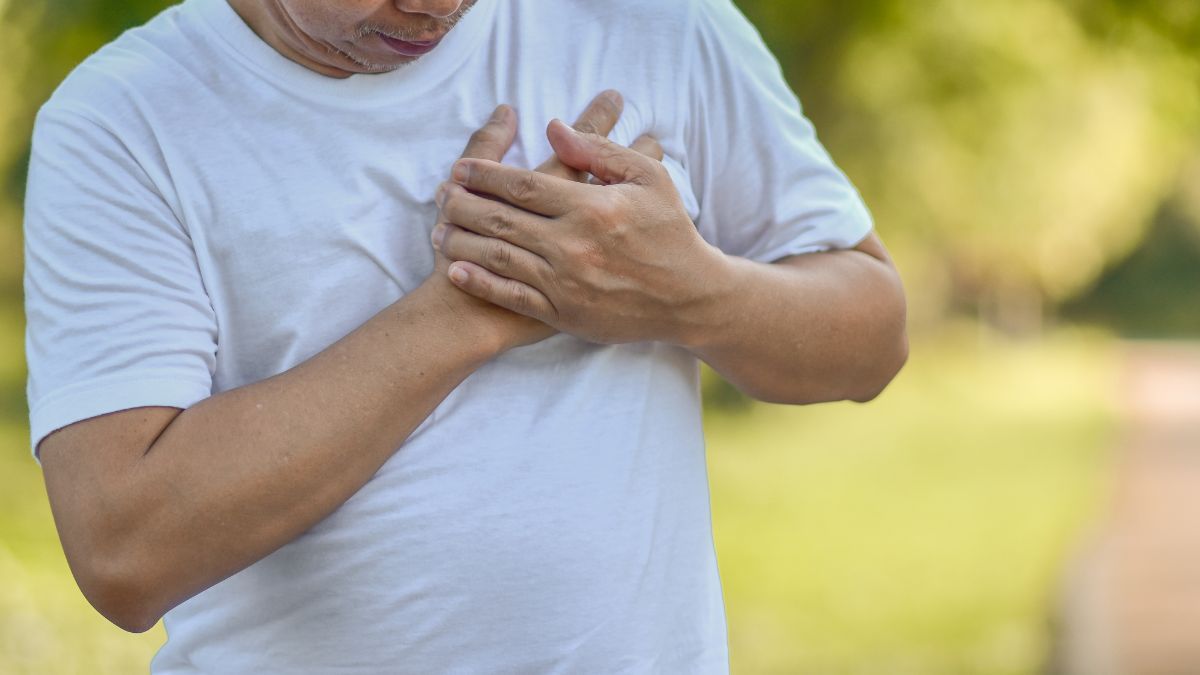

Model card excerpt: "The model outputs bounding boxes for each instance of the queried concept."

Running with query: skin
[435,121,908,402]
[38,0,907,634]
[226,0,480,76]
[40,93,650,633]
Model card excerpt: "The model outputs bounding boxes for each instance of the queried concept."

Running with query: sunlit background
[2,1,1198,673]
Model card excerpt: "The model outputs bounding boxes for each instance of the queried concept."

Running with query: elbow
[848,327,908,403]
[106,605,161,635]
[848,289,909,403]
[69,537,164,633]
[80,559,163,633]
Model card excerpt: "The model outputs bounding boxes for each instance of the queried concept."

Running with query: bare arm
[41,278,509,633]
[432,122,908,404]
[685,231,908,404]
[38,94,631,633]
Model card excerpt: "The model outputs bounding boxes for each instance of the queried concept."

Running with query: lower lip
[378,34,441,57]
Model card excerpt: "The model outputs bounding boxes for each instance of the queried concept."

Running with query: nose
[394,0,463,18]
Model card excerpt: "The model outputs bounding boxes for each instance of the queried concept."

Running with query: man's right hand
[35,93,651,637]
[423,90,661,352]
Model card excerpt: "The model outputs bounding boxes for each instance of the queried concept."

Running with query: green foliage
[0,326,1116,672]
[1070,0,1200,53]
[737,0,1200,325]
[0,4,1133,670]
[708,325,1116,673]
[0,423,166,674]
[1063,200,1200,337]
[2,0,1200,326]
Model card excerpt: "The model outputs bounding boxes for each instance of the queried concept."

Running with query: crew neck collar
[190,0,497,106]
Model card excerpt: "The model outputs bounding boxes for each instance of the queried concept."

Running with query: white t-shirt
[23,0,873,671]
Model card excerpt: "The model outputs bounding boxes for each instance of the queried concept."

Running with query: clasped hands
[429,90,724,347]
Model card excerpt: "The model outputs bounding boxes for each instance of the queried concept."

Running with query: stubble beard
[335,1,479,74]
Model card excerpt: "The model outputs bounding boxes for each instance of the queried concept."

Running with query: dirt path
[1053,341,1200,675]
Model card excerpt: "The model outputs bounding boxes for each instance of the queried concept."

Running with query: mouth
[377,33,444,57]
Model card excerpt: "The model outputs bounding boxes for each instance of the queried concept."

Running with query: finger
[447,260,557,324]
[583,133,662,183]
[460,104,518,162]
[433,222,552,289]
[450,159,588,218]
[569,89,623,138]
[629,134,664,162]
[440,182,554,255]
[535,90,624,180]
[546,118,665,187]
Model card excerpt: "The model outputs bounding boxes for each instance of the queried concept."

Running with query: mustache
[354,2,477,41]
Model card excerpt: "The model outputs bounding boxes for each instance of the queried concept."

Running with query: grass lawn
[0,426,168,673]
[0,323,1116,673]
[707,324,1118,674]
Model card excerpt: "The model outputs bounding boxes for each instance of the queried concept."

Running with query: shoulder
[38,2,206,132]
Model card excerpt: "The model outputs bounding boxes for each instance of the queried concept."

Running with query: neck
[225,0,357,78]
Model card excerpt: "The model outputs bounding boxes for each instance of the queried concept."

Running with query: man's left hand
[434,119,726,345]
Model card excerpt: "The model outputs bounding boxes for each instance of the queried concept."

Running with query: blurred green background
[1,0,1198,673]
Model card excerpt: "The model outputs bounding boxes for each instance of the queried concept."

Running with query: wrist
[409,276,512,361]
[668,242,741,352]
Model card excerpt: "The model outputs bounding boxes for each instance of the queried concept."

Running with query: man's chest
[152,84,695,385]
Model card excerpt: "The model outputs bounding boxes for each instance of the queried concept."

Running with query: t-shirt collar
[189,0,498,107]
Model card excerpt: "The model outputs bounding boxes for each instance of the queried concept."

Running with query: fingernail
[452,161,470,183]
[435,184,447,208]
[553,118,577,135]
[491,104,510,122]
[602,90,622,107]
[449,265,469,284]
[431,223,446,250]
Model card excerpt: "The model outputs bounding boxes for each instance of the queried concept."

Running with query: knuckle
[439,182,457,207]
[558,243,605,298]
[484,240,512,270]
[483,204,513,236]
[507,172,541,203]
[592,152,620,181]
[469,163,492,185]
[583,195,621,224]
[441,190,465,220]
[509,284,533,314]
[588,133,616,155]
[437,225,455,253]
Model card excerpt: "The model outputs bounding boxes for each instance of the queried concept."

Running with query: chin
[327,46,413,75]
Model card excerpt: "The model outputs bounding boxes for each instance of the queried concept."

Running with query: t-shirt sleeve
[682,0,874,262]
[23,106,217,464]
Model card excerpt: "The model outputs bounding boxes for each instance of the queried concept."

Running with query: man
[23,0,907,671]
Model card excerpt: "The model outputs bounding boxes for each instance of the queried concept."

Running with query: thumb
[546,118,658,186]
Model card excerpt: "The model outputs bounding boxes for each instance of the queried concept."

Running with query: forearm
[109,279,506,629]
[683,246,908,404]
